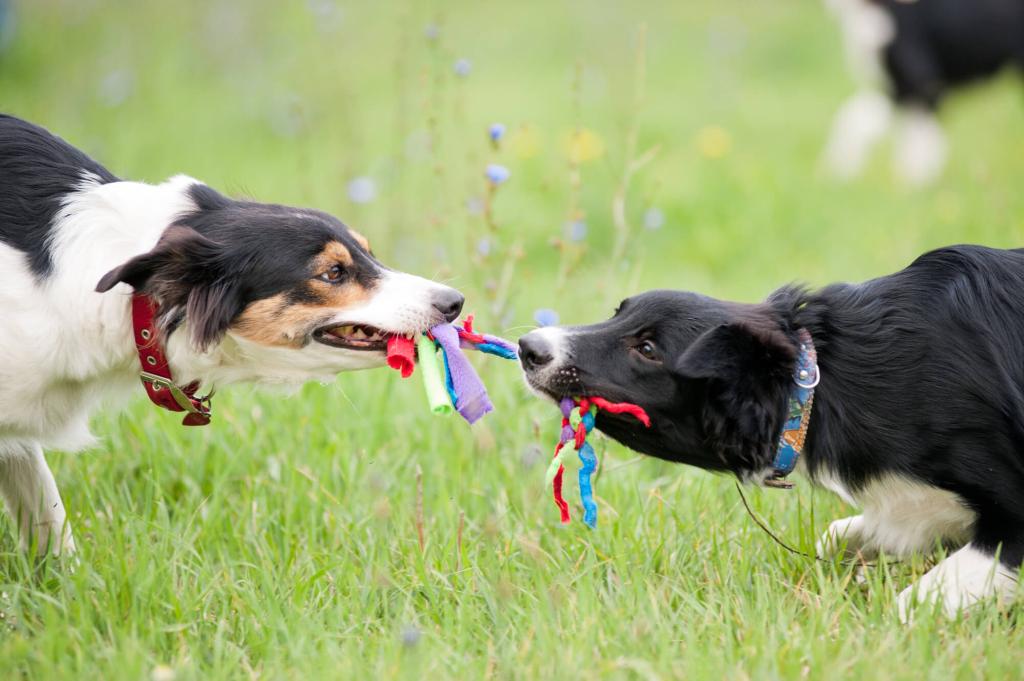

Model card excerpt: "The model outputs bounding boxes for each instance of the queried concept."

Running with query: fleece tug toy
[386,316,517,424]
[546,396,651,528]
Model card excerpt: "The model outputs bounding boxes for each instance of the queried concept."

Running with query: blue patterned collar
[764,329,819,489]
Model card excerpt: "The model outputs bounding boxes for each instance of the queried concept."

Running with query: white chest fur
[813,469,976,557]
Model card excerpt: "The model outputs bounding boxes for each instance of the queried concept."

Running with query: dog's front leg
[896,544,1018,621]
[0,442,76,556]
[816,514,877,560]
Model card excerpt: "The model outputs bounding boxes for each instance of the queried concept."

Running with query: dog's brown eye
[320,264,344,282]
[635,340,658,360]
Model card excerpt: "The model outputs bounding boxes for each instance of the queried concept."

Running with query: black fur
[0,114,118,277]
[521,245,1024,570]
[875,0,1024,109]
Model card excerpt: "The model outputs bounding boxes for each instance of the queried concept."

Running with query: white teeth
[326,324,390,343]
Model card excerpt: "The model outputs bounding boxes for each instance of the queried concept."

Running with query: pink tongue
[386,335,416,378]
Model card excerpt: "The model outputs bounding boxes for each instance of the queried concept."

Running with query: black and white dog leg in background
[822,0,895,180]
[823,90,893,180]
[0,441,75,556]
[892,105,946,187]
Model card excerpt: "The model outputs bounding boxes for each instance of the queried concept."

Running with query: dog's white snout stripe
[522,327,568,366]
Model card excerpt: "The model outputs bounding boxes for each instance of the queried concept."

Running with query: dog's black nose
[519,332,553,370]
[432,289,465,322]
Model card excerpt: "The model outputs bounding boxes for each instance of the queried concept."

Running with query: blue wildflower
[485,164,510,185]
[401,624,422,647]
[98,68,134,108]
[347,177,377,204]
[476,238,491,256]
[643,206,665,230]
[567,220,587,242]
[307,0,343,29]
[453,58,472,77]
[534,308,559,327]
[489,123,506,143]
[423,23,440,41]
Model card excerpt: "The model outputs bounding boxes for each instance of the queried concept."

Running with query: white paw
[896,585,916,624]
[24,518,76,557]
[893,107,946,187]
[895,544,1018,623]
[816,515,870,559]
[822,91,893,180]
[896,579,957,623]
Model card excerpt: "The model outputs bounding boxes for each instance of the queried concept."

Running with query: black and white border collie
[823,0,1024,186]
[0,114,463,555]
[519,245,1022,619]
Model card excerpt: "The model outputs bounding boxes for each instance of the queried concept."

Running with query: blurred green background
[2,1,1023,679]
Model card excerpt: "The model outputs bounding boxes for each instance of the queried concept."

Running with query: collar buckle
[139,372,208,415]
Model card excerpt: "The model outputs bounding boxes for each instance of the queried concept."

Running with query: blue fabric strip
[439,343,458,407]
[474,342,518,360]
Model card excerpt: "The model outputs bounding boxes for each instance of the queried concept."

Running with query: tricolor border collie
[0,114,463,555]
[823,0,1024,186]
[519,245,1022,619]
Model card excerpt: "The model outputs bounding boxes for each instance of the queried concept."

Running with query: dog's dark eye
[320,264,345,283]
[634,340,658,361]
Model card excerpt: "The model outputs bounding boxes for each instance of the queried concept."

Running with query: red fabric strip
[386,335,416,378]
[588,396,651,427]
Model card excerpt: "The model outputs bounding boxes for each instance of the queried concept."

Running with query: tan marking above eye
[348,229,372,254]
[232,281,374,349]
[310,241,354,281]
[319,241,353,267]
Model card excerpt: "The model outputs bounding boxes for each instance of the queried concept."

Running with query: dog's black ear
[96,226,242,351]
[95,225,221,293]
[676,320,796,381]
[674,318,797,473]
[184,281,247,352]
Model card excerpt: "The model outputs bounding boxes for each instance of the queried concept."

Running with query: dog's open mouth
[314,323,402,351]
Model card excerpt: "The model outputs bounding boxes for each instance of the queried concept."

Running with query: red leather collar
[131,293,212,426]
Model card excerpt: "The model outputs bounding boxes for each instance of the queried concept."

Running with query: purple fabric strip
[480,334,518,355]
[456,334,517,355]
[431,323,493,424]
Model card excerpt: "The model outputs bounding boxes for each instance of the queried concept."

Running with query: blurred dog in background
[823,0,1024,186]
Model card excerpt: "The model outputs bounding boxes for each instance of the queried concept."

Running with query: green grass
[3,1,1024,678]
